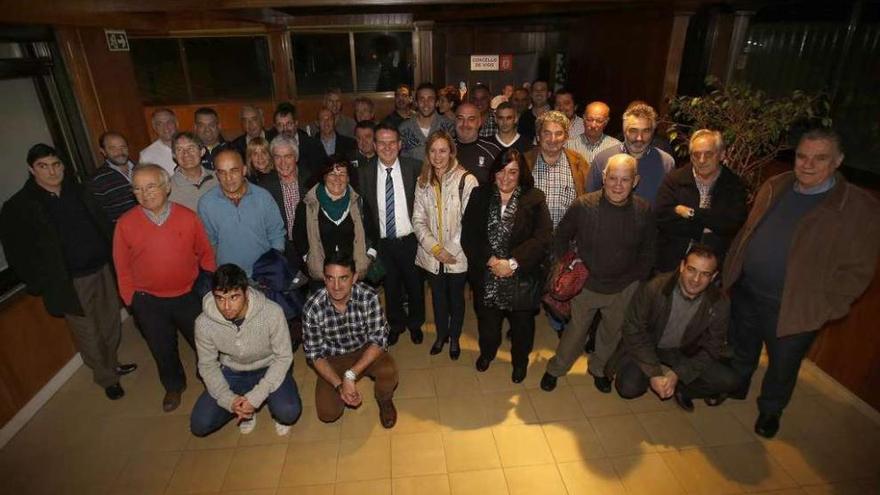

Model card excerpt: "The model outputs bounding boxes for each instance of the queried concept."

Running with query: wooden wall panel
[0,293,77,426]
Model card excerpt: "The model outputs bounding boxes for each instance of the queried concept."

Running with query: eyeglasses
[584,118,608,124]
[132,183,162,194]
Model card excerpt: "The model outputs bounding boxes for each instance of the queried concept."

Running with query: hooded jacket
[194,287,293,411]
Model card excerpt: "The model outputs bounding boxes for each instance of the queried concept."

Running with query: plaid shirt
[280,180,300,240]
[302,282,389,362]
[532,152,577,229]
[478,111,498,138]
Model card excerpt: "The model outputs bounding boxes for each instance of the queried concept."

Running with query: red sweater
[113,204,216,305]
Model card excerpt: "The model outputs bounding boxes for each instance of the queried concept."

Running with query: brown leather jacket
[525,148,591,198]
[723,171,880,337]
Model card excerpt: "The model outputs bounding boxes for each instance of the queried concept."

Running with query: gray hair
[132,163,171,192]
[269,135,299,160]
[239,105,263,119]
[689,129,724,152]
[603,153,638,178]
[535,110,571,135]
[622,103,658,130]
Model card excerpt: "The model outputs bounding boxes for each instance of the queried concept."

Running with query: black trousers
[729,285,818,416]
[426,270,467,342]
[477,306,536,369]
[131,290,200,393]
[614,350,741,399]
[379,234,425,334]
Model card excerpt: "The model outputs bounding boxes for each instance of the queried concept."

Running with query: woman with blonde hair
[412,130,478,359]
[245,136,274,181]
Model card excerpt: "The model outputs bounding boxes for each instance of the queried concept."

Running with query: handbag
[511,274,542,311]
[541,250,589,321]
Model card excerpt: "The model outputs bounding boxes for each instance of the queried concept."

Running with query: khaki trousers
[314,347,399,422]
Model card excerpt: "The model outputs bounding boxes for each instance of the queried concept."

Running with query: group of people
[1,78,877,440]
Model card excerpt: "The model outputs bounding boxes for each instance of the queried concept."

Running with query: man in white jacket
[190,263,301,437]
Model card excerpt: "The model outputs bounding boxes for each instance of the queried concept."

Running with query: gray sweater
[195,287,293,411]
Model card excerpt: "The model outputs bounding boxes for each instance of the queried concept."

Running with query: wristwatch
[344,369,357,382]
[508,258,519,272]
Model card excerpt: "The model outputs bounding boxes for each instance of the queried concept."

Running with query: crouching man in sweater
[190,264,302,437]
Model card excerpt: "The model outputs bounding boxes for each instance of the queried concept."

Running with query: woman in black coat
[461,148,553,383]
[655,130,748,273]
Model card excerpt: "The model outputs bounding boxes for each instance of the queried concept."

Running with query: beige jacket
[412,164,479,274]
[302,185,370,280]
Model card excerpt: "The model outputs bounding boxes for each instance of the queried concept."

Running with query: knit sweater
[88,161,137,223]
[195,288,293,411]
[113,203,216,305]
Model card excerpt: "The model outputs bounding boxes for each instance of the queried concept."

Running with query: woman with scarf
[461,148,553,383]
[412,131,478,360]
[293,154,370,291]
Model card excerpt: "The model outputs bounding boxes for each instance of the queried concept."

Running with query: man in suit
[266,103,327,180]
[316,108,356,159]
[231,105,267,159]
[358,123,425,345]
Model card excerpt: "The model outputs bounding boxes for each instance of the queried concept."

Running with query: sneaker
[239,416,257,434]
[274,420,291,436]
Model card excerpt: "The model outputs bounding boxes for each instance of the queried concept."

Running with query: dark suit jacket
[254,170,311,272]
[266,128,328,180]
[330,133,357,160]
[358,156,419,249]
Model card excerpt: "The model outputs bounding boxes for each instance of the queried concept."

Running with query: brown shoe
[377,399,397,429]
[162,390,183,412]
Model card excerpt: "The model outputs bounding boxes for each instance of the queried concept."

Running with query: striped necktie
[385,167,396,238]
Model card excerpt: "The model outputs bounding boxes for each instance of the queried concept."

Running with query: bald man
[566,101,621,163]
[541,154,656,393]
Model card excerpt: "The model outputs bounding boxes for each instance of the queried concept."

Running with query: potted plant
[664,76,831,197]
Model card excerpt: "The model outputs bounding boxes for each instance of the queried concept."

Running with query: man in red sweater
[113,163,216,412]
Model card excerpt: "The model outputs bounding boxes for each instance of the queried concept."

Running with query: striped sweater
[88,161,137,223]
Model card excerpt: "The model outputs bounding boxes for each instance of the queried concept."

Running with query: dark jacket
[321,133,356,161]
[266,128,328,179]
[461,185,553,286]
[0,177,113,316]
[655,164,747,272]
[255,170,311,273]
[358,156,420,250]
[723,171,880,337]
[231,132,267,159]
[201,138,230,170]
[608,271,729,383]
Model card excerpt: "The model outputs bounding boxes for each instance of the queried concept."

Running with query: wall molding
[0,353,83,449]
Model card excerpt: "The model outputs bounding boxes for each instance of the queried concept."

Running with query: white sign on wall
[470,55,500,71]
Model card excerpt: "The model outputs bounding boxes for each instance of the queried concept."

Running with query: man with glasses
[113,164,215,411]
[198,150,285,277]
[587,102,674,205]
[1,143,136,400]
[168,132,218,212]
[566,101,621,163]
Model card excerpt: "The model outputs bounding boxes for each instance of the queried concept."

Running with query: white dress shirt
[139,139,176,175]
[375,158,413,239]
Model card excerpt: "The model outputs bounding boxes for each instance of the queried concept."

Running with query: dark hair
[799,127,843,154]
[274,102,297,120]
[355,120,377,132]
[171,131,202,154]
[323,251,356,273]
[415,82,436,96]
[490,148,534,190]
[495,101,516,114]
[318,153,354,184]
[438,85,461,109]
[194,107,219,120]
[471,83,490,95]
[554,87,574,98]
[685,243,719,265]
[27,143,59,167]
[353,96,374,110]
[531,78,549,88]
[212,264,249,293]
[374,122,400,140]
[98,131,126,150]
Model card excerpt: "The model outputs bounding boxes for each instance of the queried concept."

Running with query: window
[130,36,273,104]
[291,31,413,95]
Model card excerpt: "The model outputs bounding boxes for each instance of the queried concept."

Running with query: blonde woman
[412,130,478,359]
[245,137,274,181]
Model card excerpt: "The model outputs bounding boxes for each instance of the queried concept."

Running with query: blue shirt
[197,182,285,276]
[587,144,675,206]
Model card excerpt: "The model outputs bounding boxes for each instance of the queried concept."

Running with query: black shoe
[430,339,445,355]
[540,372,558,391]
[673,388,695,412]
[105,383,124,400]
[754,413,781,438]
[449,340,461,361]
[475,355,491,372]
[704,394,727,407]
[511,366,527,383]
[163,390,183,412]
[388,331,400,346]
[410,328,424,344]
[115,363,138,376]
[593,375,612,394]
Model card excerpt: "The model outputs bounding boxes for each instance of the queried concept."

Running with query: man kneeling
[302,252,399,428]
[190,264,302,436]
[611,244,740,411]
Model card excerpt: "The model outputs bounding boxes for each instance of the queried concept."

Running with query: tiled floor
[2,298,879,495]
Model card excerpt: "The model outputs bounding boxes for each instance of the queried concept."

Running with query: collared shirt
[321,133,337,156]
[139,139,176,175]
[169,167,217,211]
[567,133,622,164]
[794,176,836,195]
[280,178,300,239]
[109,161,134,183]
[658,286,703,349]
[693,168,721,209]
[478,111,498,138]
[533,152,576,229]
[375,158,413,238]
[142,201,172,226]
[302,282,389,362]
[568,115,585,137]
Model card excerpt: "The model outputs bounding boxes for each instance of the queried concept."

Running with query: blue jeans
[190,366,302,437]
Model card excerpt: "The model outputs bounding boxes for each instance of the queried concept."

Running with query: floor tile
[437,394,490,431]
[557,458,626,495]
[636,410,705,451]
[287,406,341,444]
[660,448,743,495]
[589,414,657,457]
[395,368,437,399]
[492,424,555,467]
[448,469,509,495]
[221,444,287,491]
[434,366,482,397]
[442,429,502,472]
[339,402,391,439]
[276,484,335,494]
[392,474,452,495]
[481,391,539,426]
[527,385,585,423]
[166,448,235,493]
[570,385,631,417]
[611,453,687,495]
[336,435,391,482]
[703,442,799,492]
[475,363,524,394]
[686,405,756,446]
[541,419,606,462]
[503,464,567,495]
[392,397,442,434]
[110,450,181,495]
[335,478,392,494]
[391,432,447,478]
[278,440,339,487]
